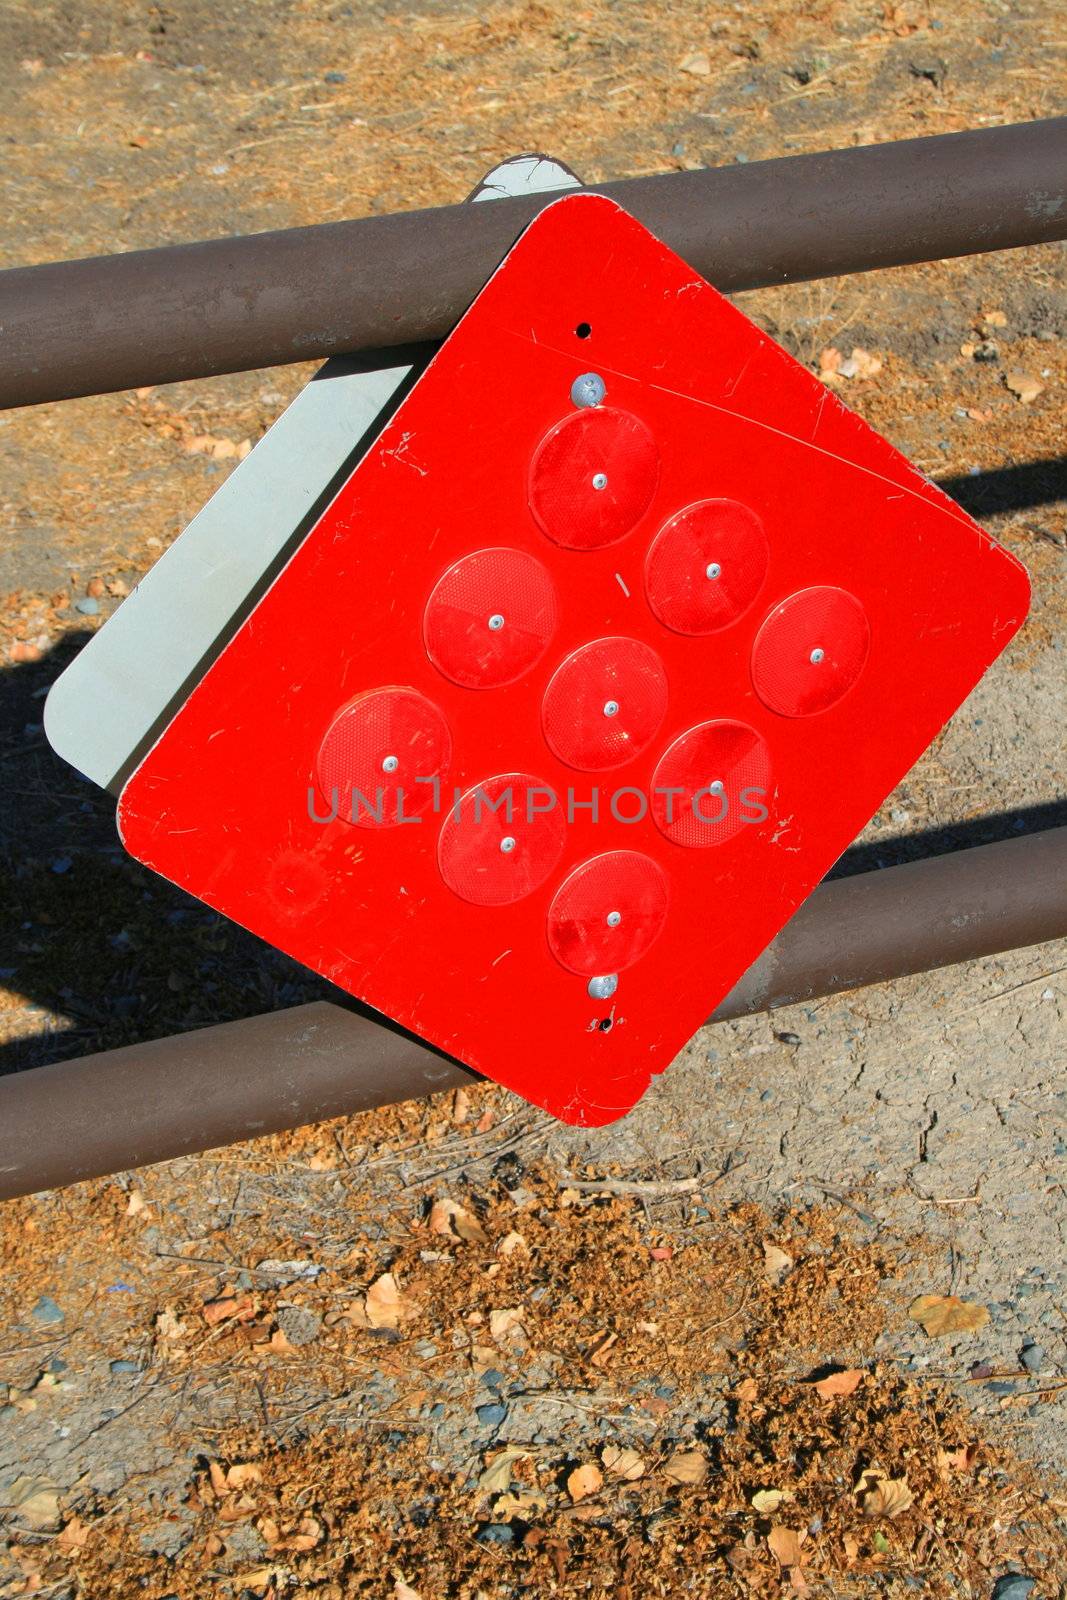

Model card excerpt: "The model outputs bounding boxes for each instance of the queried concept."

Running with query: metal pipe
[2,118,1065,410]
[1,828,1063,1200]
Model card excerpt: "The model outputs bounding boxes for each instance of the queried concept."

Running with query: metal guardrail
[1,829,1064,1199]
[0,118,1064,408]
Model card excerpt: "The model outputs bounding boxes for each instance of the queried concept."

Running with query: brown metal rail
[1,828,1064,1200]
[1,117,1065,409]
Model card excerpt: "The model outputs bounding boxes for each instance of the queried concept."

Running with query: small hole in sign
[575,322,592,340]
[598,1016,613,1033]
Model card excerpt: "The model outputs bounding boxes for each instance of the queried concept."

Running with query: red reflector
[547,851,669,975]
[528,407,659,550]
[645,498,769,635]
[752,586,870,717]
[651,720,773,848]
[424,547,558,689]
[437,772,566,906]
[542,637,668,771]
[316,687,451,829]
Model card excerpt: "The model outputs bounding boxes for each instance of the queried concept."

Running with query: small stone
[109,1359,140,1375]
[276,1306,322,1347]
[50,857,72,875]
[1019,1341,1045,1374]
[973,339,999,362]
[31,1296,64,1325]
[480,1368,505,1389]
[992,1577,1035,1600]
[74,597,100,616]
[775,1032,801,1046]
[477,1522,514,1545]
[475,1401,508,1426]
[1004,370,1044,404]
[324,69,347,83]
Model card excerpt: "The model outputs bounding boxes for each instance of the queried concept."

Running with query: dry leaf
[751,1488,792,1513]
[734,1377,759,1401]
[762,1241,794,1284]
[234,1567,276,1595]
[394,1581,422,1600]
[288,1515,324,1551]
[857,1467,913,1519]
[937,1443,977,1479]
[602,1445,645,1481]
[767,1525,807,1567]
[11,1481,61,1529]
[818,346,842,376]
[909,1294,989,1337]
[258,1515,281,1548]
[364,1272,409,1330]
[981,309,1007,327]
[679,50,712,75]
[226,1463,263,1490]
[838,346,883,379]
[203,1295,255,1327]
[428,1197,489,1245]
[566,1462,603,1502]
[56,1515,89,1552]
[451,1087,470,1124]
[497,1231,526,1257]
[494,1488,548,1517]
[479,1446,529,1494]
[589,1329,618,1367]
[475,1108,495,1133]
[125,1189,146,1215]
[1004,369,1044,404]
[811,1368,864,1400]
[155,1307,185,1341]
[662,1448,707,1486]
[489,1306,525,1343]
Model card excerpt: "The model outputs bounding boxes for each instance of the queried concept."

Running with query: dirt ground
[0,0,1065,1594]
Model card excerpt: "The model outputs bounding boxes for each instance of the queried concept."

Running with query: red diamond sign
[117,194,1029,1124]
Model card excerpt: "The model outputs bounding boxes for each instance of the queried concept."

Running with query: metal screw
[706,561,722,580]
[588,973,618,999]
[592,472,608,491]
[571,371,606,408]
[810,647,825,664]
[709,779,724,795]
[381,755,399,773]
[603,699,620,718]
[488,613,505,631]
[606,910,622,928]
[500,835,516,854]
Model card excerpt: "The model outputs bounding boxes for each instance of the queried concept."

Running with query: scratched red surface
[118,194,1030,1125]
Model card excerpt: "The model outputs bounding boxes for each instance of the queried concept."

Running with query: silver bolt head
[706,561,722,580]
[709,779,724,795]
[592,472,608,491]
[488,612,505,631]
[606,910,622,928]
[571,371,606,408]
[500,835,517,854]
[381,754,399,773]
[603,699,620,718]
[810,647,825,664]
[588,973,618,1000]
